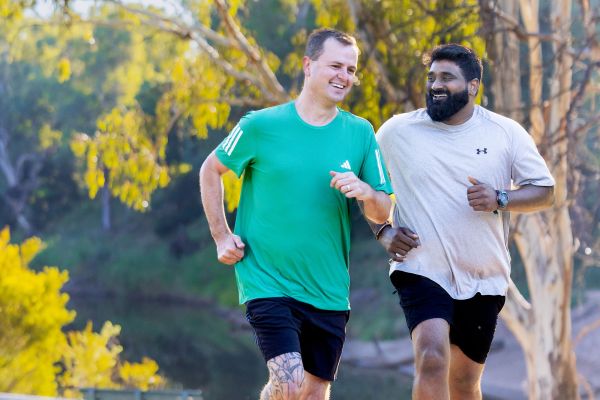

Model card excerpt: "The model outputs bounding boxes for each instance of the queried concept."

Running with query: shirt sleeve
[359,123,393,194]
[510,123,555,187]
[215,113,256,177]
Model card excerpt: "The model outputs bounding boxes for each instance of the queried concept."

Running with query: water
[68,296,412,400]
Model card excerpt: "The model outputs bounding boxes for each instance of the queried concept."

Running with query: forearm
[506,185,554,212]
[199,156,232,242]
[362,190,392,224]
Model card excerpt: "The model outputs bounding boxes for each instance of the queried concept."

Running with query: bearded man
[373,44,555,400]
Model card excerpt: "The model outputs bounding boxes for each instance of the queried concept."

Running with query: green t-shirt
[215,101,392,310]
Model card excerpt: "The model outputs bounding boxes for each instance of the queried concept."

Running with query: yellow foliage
[39,124,63,150]
[0,228,75,396]
[57,58,71,82]
[60,321,165,398]
[222,170,242,212]
[60,321,123,394]
[176,163,192,174]
[119,358,164,390]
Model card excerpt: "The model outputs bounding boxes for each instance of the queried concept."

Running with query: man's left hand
[467,176,497,212]
[330,171,374,201]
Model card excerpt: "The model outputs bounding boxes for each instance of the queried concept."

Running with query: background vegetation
[0,0,598,399]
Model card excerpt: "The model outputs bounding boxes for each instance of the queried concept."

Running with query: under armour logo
[476,148,488,155]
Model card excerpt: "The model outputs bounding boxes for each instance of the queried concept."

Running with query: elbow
[199,159,208,189]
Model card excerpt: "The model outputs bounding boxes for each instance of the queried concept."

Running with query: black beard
[426,88,469,122]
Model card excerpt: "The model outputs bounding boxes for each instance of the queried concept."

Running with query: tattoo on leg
[265,352,304,399]
[260,382,273,400]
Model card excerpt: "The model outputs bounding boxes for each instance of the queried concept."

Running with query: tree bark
[101,170,111,232]
[480,0,580,398]
[479,0,522,120]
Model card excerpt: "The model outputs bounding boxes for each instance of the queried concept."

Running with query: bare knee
[263,352,305,400]
[301,373,330,400]
[261,380,303,400]
[415,344,449,378]
[450,368,482,399]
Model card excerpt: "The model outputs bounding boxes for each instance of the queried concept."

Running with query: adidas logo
[340,160,352,170]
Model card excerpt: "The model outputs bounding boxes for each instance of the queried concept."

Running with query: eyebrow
[427,71,457,78]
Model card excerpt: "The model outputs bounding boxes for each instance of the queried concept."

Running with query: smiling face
[302,38,359,106]
[425,59,479,123]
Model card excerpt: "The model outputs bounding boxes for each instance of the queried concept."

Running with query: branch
[66,1,287,104]
[574,317,600,346]
[483,1,583,58]
[346,0,402,105]
[213,0,287,103]
[0,125,17,187]
[500,279,533,349]
[107,0,233,48]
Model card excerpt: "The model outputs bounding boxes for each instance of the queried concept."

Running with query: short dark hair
[305,28,359,60]
[423,44,482,82]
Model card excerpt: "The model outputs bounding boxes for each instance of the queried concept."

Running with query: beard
[426,88,469,122]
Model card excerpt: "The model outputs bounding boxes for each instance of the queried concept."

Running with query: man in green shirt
[200,28,392,400]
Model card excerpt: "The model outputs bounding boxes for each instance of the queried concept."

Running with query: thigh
[412,317,451,355]
[449,294,505,364]
[297,303,349,382]
[246,297,302,363]
[390,270,454,336]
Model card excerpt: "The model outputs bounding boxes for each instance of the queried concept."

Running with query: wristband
[375,222,392,240]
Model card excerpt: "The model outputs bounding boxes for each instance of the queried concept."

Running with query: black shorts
[245,297,349,381]
[391,271,505,364]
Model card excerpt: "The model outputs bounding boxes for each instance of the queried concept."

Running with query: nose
[337,69,353,82]
[430,78,444,91]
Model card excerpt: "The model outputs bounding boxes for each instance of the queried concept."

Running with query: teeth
[332,83,345,89]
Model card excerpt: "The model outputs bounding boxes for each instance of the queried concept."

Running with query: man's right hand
[216,234,246,265]
[379,226,420,262]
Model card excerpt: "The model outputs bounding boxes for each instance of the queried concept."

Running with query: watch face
[497,190,509,208]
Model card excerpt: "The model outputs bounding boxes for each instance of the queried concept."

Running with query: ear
[469,78,480,97]
[302,56,312,77]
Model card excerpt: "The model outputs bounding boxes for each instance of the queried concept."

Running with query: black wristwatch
[496,189,509,210]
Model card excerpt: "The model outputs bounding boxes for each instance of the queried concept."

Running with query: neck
[443,103,475,125]
[295,91,338,126]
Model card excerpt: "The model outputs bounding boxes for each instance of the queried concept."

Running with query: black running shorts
[245,297,349,381]
[391,270,505,364]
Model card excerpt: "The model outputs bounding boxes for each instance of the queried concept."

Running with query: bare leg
[411,318,451,400]
[448,345,485,400]
[300,371,330,400]
[260,352,305,400]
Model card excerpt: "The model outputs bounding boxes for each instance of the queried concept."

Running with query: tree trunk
[101,169,111,232]
[479,0,522,121]
[480,0,580,398]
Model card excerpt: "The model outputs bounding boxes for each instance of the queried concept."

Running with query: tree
[0,227,74,395]
[479,0,600,398]
[0,226,164,396]
[11,2,599,397]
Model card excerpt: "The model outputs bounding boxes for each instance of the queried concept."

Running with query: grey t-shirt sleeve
[510,123,555,187]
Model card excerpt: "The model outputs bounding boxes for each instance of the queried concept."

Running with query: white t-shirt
[376,105,555,299]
